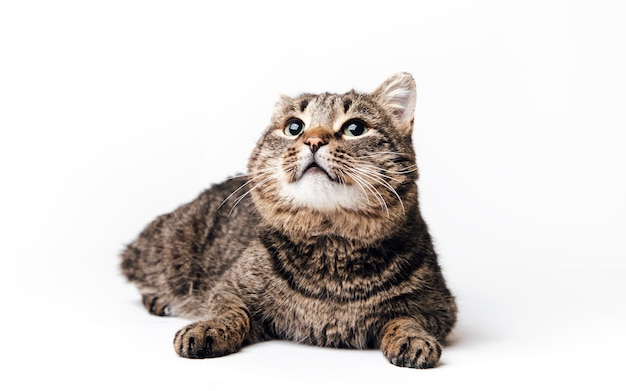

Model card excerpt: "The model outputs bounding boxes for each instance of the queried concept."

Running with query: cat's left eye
[341,119,368,137]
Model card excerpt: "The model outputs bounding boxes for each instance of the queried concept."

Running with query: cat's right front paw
[173,320,246,359]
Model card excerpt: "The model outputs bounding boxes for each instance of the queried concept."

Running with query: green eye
[341,119,367,137]
[284,118,305,137]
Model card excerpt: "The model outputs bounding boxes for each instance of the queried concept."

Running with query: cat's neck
[280,214,395,243]
[254,182,421,243]
[260,201,422,244]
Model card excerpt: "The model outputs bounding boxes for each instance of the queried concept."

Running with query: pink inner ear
[374,73,416,125]
[386,91,415,126]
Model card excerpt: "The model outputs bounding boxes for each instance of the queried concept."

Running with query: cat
[121,72,457,369]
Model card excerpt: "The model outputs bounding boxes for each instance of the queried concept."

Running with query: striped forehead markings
[343,98,353,113]
[291,94,358,128]
[299,99,309,112]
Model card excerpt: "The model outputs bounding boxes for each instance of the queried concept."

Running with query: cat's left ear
[373,72,417,134]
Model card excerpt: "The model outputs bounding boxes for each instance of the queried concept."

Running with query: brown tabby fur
[121,73,457,368]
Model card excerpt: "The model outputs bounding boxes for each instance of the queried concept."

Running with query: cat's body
[121,73,457,368]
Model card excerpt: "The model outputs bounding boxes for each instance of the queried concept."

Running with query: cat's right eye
[283,118,305,138]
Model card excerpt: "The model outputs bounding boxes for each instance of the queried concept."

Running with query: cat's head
[248,73,420,239]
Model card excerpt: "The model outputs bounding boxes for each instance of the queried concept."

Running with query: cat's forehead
[295,92,350,124]
[275,90,380,128]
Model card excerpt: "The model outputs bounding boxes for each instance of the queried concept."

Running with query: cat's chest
[258,231,399,302]
[240,235,414,347]
[258,282,384,348]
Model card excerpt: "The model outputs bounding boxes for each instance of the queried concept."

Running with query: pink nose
[305,136,326,153]
[303,127,331,153]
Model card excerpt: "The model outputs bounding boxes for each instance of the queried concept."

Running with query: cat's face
[248,73,419,237]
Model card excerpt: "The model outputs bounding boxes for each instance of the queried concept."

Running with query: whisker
[349,159,418,176]
[340,169,371,205]
[217,163,290,212]
[343,168,390,216]
[357,151,410,157]
[350,165,398,182]
[229,176,274,215]
[350,167,405,214]
[216,176,257,211]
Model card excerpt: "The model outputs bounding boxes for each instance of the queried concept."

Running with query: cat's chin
[279,173,366,212]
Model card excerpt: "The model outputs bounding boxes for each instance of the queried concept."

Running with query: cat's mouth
[302,162,335,182]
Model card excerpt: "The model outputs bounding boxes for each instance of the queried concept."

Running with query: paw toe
[142,294,172,316]
[173,321,243,359]
[383,335,442,369]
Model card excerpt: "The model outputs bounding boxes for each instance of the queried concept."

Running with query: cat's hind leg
[141,293,172,317]
[121,246,175,317]
[120,217,178,317]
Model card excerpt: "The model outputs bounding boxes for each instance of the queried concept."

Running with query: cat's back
[121,175,259,311]
[190,175,260,265]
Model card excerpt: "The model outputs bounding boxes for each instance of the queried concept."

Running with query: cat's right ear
[272,95,296,121]
[276,95,295,110]
[373,72,417,134]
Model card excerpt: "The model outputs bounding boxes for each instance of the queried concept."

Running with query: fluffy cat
[121,73,457,368]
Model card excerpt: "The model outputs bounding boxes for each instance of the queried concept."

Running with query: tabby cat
[121,73,457,368]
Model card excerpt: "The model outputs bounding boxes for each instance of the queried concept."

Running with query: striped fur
[121,73,457,368]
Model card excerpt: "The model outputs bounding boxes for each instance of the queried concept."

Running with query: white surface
[1,1,625,390]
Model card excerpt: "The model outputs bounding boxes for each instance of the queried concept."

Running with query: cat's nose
[305,136,326,153]
[304,127,330,153]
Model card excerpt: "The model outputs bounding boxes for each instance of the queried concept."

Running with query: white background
[1,1,625,390]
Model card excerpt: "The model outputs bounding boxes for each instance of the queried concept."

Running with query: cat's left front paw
[382,334,442,369]
[381,320,442,369]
